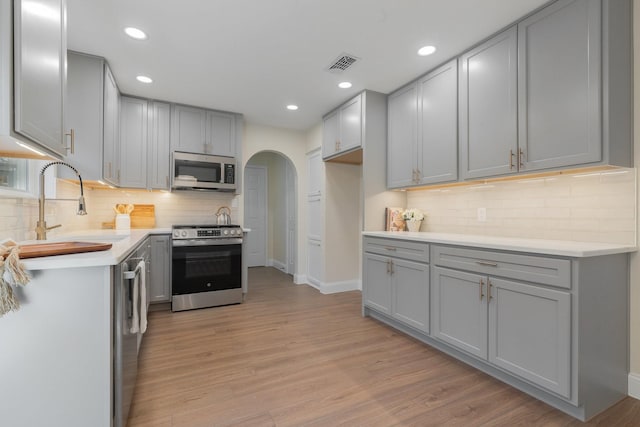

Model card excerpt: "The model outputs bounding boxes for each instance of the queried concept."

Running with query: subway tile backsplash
[406,168,637,245]
[0,180,237,241]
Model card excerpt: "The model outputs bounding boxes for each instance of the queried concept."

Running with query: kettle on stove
[215,206,231,225]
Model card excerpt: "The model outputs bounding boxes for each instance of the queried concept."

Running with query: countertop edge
[362,231,637,258]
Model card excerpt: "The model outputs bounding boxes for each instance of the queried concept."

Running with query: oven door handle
[172,238,243,247]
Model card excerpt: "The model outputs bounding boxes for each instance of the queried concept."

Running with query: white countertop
[362,231,637,257]
[20,228,171,271]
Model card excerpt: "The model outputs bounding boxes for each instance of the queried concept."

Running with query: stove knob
[173,230,180,238]
[230,229,236,235]
[181,230,188,237]
[223,230,229,235]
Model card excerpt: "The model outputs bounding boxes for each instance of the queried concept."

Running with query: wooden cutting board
[103,204,156,229]
[17,242,113,259]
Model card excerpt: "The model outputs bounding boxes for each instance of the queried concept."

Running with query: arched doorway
[244,151,297,275]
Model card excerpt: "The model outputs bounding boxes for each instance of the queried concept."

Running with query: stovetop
[172,224,243,239]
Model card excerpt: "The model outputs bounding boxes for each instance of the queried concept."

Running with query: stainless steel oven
[171,224,243,312]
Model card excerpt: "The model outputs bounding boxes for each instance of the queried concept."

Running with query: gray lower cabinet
[363,236,629,421]
[149,235,171,303]
[431,266,570,398]
[363,238,429,333]
[13,0,68,157]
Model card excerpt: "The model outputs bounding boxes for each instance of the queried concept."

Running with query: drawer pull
[384,247,397,251]
[476,260,498,267]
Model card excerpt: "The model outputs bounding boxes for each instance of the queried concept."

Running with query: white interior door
[285,161,296,274]
[244,165,267,267]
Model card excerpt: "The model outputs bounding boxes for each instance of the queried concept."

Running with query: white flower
[402,208,425,221]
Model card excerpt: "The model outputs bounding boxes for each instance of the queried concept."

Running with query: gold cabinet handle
[65,129,75,154]
[390,259,394,275]
[166,176,169,187]
[107,161,112,177]
[519,148,525,168]
[488,279,493,300]
[479,278,485,300]
[384,246,397,251]
[509,149,515,170]
[415,169,421,183]
[386,260,391,274]
[476,260,498,267]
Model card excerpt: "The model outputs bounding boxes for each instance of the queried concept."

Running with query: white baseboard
[319,279,361,294]
[293,274,307,285]
[629,373,640,399]
[268,259,287,272]
[306,276,322,291]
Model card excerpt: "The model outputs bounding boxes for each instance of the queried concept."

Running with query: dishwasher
[113,239,150,427]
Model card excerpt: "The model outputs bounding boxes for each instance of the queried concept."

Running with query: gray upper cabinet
[148,101,171,190]
[387,83,417,188]
[322,93,362,160]
[518,0,601,172]
[119,96,148,188]
[459,26,518,180]
[103,64,120,185]
[63,51,104,181]
[208,111,235,158]
[13,0,68,156]
[171,104,207,154]
[388,59,458,188]
[171,104,237,157]
[417,60,458,185]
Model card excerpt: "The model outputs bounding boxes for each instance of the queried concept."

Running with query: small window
[0,157,46,198]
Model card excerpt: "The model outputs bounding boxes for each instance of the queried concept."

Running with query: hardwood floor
[129,267,640,427]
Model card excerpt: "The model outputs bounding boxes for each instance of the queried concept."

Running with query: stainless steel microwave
[171,151,236,191]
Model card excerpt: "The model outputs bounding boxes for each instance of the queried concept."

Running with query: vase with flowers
[402,208,425,232]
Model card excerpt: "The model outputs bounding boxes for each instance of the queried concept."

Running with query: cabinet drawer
[431,245,570,289]
[364,237,429,263]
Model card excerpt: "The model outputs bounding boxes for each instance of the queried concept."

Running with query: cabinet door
[307,239,324,286]
[387,83,417,188]
[103,64,120,185]
[392,258,429,333]
[459,26,518,180]
[518,0,601,172]
[321,110,339,159]
[119,97,148,188]
[207,111,235,157]
[64,52,103,181]
[488,277,571,398]
[337,94,362,153]
[171,104,207,154]
[13,0,67,156]
[149,235,171,303]
[363,253,392,315]
[148,102,171,189]
[431,267,488,359]
[418,59,458,185]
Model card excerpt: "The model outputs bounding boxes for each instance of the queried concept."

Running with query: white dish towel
[130,260,147,334]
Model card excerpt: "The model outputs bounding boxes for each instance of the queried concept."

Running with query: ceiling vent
[326,53,360,73]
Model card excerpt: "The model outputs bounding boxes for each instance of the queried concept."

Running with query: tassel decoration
[0,244,30,318]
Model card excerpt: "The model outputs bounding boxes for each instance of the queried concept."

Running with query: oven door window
[172,244,241,294]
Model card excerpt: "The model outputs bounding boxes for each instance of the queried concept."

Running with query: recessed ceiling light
[124,27,147,40]
[136,75,153,83]
[417,45,437,56]
[338,82,352,89]
[286,105,298,111]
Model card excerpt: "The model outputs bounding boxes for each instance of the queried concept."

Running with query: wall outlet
[477,207,487,222]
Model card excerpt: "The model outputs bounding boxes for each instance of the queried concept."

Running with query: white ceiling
[66,0,549,132]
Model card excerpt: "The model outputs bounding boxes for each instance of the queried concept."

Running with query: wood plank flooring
[129,267,640,426]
